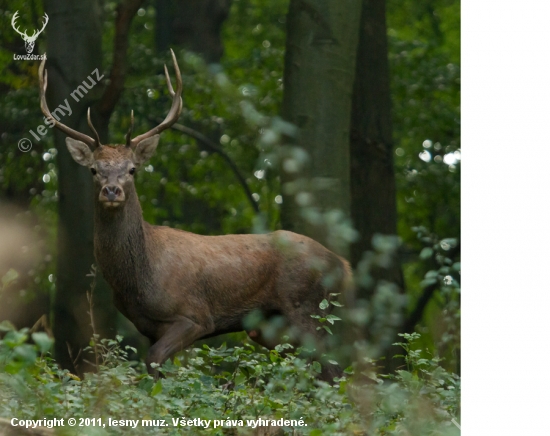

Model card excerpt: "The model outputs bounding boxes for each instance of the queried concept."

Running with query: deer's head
[38,50,182,208]
[65,136,161,208]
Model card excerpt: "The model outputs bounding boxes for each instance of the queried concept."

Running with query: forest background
[0,0,463,434]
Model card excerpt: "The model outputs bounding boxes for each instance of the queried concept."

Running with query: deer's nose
[101,185,122,202]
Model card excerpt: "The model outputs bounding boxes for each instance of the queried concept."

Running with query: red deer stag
[38,50,351,382]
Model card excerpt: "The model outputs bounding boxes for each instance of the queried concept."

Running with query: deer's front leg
[146,317,212,377]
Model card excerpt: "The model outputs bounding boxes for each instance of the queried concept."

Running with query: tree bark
[350,0,405,373]
[350,0,401,286]
[44,0,115,374]
[98,0,144,123]
[281,0,361,257]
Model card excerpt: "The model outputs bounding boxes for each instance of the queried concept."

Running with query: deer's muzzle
[100,185,125,205]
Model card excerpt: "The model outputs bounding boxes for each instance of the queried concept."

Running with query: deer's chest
[99,261,176,338]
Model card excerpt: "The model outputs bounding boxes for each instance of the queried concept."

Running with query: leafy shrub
[0,324,459,435]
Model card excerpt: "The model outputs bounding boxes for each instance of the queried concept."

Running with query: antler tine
[38,58,97,150]
[87,108,102,147]
[125,110,134,148]
[164,64,175,96]
[129,48,182,148]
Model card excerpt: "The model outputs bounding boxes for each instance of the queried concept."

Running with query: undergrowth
[0,323,459,435]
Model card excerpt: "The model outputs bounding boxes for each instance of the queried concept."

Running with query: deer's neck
[93,187,150,292]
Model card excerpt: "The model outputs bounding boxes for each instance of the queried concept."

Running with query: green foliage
[0,326,459,435]
[384,0,460,366]
[387,1,461,225]
[367,333,460,434]
[311,294,343,336]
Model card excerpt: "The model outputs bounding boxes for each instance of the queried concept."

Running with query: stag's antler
[127,49,182,148]
[38,49,181,150]
[38,59,99,150]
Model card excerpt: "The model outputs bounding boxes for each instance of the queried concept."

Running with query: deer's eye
[91,168,97,175]
[129,168,136,175]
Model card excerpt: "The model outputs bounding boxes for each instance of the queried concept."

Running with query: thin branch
[97,0,144,119]
[401,282,438,334]
[86,265,99,369]
[29,314,53,337]
[66,342,82,376]
[401,243,460,333]
[154,118,260,214]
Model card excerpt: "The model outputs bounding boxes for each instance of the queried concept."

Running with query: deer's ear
[66,138,94,167]
[134,135,160,166]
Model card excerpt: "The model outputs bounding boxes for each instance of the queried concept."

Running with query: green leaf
[322,325,333,335]
[151,380,163,397]
[325,314,342,325]
[3,330,28,348]
[344,366,354,374]
[0,320,16,332]
[1,269,18,287]
[31,332,54,354]
[312,361,322,373]
[419,247,433,260]
[14,344,37,363]
[330,301,343,307]
[319,299,329,310]
[440,238,458,250]
[425,270,438,279]
[396,370,413,382]
[138,377,154,392]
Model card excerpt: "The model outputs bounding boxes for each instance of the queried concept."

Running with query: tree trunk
[156,0,233,63]
[350,0,401,286]
[281,0,362,257]
[350,0,404,373]
[44,0,115,374]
